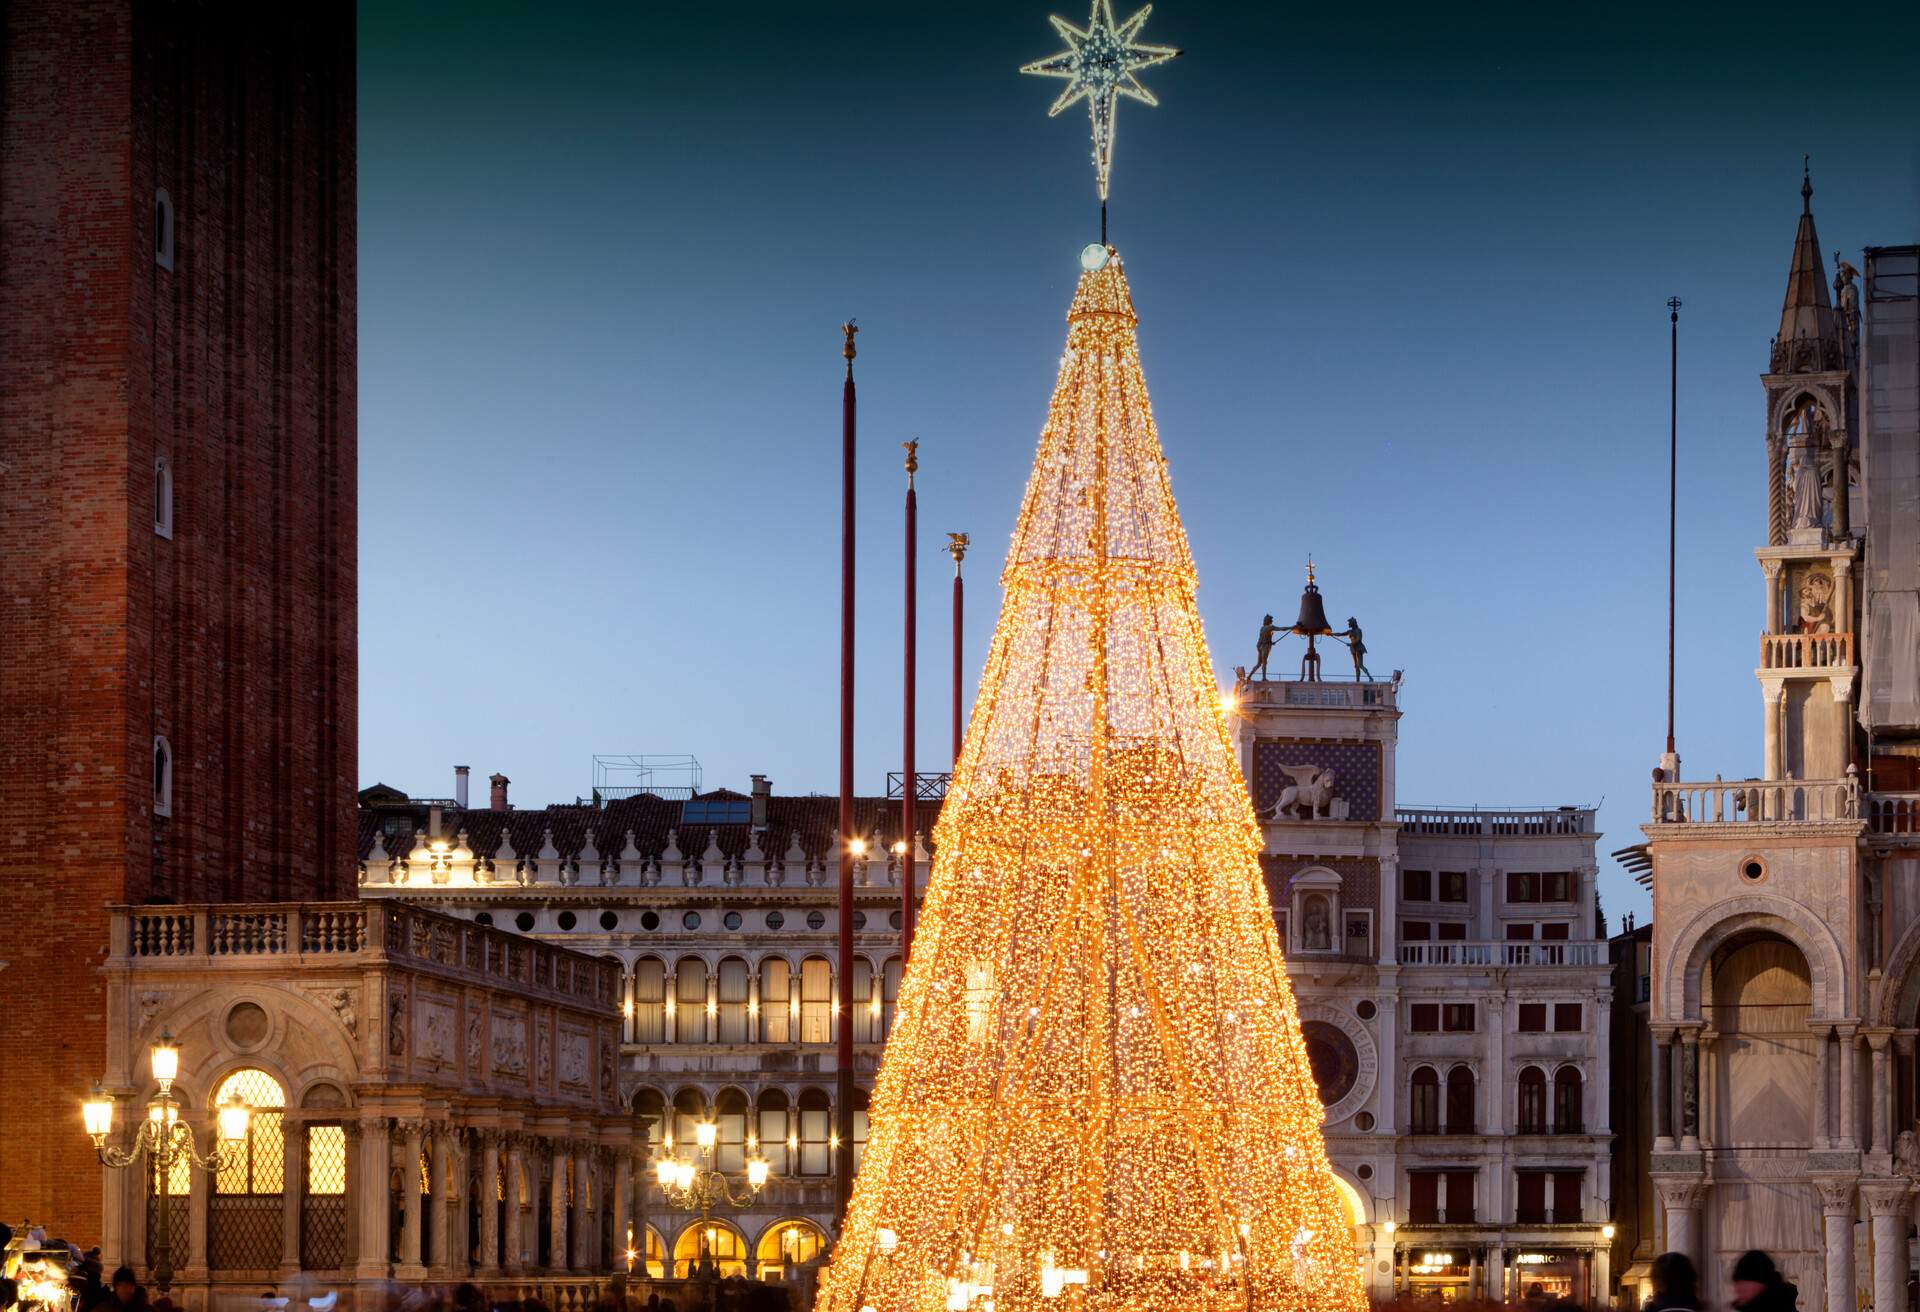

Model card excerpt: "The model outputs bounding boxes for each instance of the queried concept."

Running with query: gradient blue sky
[358,1,1920,924]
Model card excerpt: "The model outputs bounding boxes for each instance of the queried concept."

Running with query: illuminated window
[882,957,903,1034]
[799,957,833,1045]
[671,1090,707,1154]
[716,957,750,1044]
[757,1090,791,1176]
[714,1088,748,1173]
[633,958,667,1044]
[675,958,707,1043]
[760,958,792,1044]
[851,1088,869,1171]
[797,1088,831,1176]
[853,958,878,1043]
[755,1219,826,1280]
[633,1088,666,1153]
[214,1068,286,1195]
[305,1125,346,1194]
[671,1220,746,1278]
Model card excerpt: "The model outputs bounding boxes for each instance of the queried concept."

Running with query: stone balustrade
[1650,777,1858,825]
[1868,792,1920,834]
[1394,807,1594,837]
[1759,630,1855,670]
[1398,941,1605,967]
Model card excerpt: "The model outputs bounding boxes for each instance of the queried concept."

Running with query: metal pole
[154,1112,173,1294]
[947,534,969,765]
[836,322,858,1222]
[1666,297,1682,762]
[902,443,918,955]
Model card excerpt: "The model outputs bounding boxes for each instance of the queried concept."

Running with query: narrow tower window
[153,456,173,539]
[153,735,173,816]
[155,190,175,270]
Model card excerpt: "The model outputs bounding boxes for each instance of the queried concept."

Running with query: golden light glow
[814,251,1367,1312]
[149,1035,180,1088]
[82,1086,113,1140]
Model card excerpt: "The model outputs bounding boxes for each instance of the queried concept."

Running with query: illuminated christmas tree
[813,247,1368,1312]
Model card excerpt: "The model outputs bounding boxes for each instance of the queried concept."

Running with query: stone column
[1816,1179,1857,1312]
[342,1122,362,1275]
[1592,1245,1610,1309]
[281,1115,304,1275]
[1652,1029,1675,1150]
[1871,1033,1892,1156]
[479,1133,501,1270]
[1864,1182,1912,1312]
[1812,1026,1832,1149]
[1656,1180,1705,1266]
[504,1135,527,1273]
[1698,1032,1718,1149]
[1680,1031,1701,1150]
[614,1150,634,1273]
[398,1122,426,1277]
[354,1117,392,1279]
[551,1142,572,1271]
[1841,1028,1861,1149]
[1762,680,1786,781]
[432,1125,456,1275]
[182,1159,211,1284]
[570,1144,592,1270]
[1486,1244,1505,1305]
[1763,559,1783,634]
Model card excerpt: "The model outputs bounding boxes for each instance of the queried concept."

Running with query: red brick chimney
[490,773,510,811]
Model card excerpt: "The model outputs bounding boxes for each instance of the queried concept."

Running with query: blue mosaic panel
[1252,740,1381,821]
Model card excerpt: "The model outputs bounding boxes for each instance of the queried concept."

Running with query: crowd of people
[1370,1247,1806,1311]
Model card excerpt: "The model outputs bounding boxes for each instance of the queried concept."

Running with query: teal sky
[357,1,1920,924]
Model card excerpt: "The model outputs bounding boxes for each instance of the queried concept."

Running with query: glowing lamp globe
[82,1085,113,1140]
[695,1120,717,1149]
[655,1158,676,1188]
[746,1157,770,1189]
[216,1093,251,1144]
[149,1034,180,1088]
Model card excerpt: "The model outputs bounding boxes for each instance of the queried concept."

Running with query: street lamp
[83,1033,250,1294]
[654,1120,770,1281]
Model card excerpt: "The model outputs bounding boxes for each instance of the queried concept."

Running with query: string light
[1020,0,1180,202]
[815,251,1366,1312]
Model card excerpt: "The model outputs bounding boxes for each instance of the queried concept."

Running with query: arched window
[154,189,175,269]
[1516,1066,1548,1134]
[853,958,878,1043]
[153,456,173,539]
[882,957,903,1034]
[635,1225,667,1279]
[671,1089,707,1155]
[633,958,667,1044]
[715,957,751,1044]
[760,958,792,1044]
[851,1087,870,1171]
[799,956,834,1045]
[633,1088,667,1155]
[797,1088,831,1176]
[1409,1066,1440,1135]
[209,1068,286,1269]
[757,1089,791,1177]
[153,735,173,817]
[755,1219,827,1280]
[672,1220,746,1279]
[714,1088,748,1173]
[1553,1066,1584,1134]
[675,958,707,1043]
[1444,1065,1475,1135]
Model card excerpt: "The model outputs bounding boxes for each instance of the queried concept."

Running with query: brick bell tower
[0,3,357,1238]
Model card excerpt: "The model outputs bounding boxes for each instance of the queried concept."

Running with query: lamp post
[653,1120,770,1285]
[82,1032,250,1294]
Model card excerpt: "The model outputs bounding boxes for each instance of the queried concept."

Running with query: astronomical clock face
[1300,1020,1360,1108]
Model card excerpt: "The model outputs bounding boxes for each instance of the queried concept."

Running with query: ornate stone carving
[1813,1177,1857,1213]
[558,1029,590,1088]
[1862,1180,1912,1216]
[389,982,409,1056]
[419,998,457,1065]
[1268,763,1336,821]
[1653,1178,1709,1211]
[466,1009,483,1069]
[137,989,169,1028]
[536,1024,553,1086]
[490,1013,529,1076]
[1895,1130,1920,1180]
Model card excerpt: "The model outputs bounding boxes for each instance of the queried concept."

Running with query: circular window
[600,911,619,931]
[889,910,902,931]
[806,910,826,931]
[1356,1157,1374,1175]
[766,910,786,931]
[683,911,702,930]
[225,1002,270,1049]
[515,911,536,933]
[475,911,494,927]
[640,910,661,931]
[854,911,867,931]
[557,911,577,931]
[723,911,743,931]
[1740,856,1768,884]
[1300,1020,1360,1109]
[1356,1000,1377,1022]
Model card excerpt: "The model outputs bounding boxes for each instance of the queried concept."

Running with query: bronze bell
[1292,580,1333,636]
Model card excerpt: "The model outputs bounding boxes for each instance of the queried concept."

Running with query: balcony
[1869,793,1920,835]
[1650,777,1858,825]
[1399,941,1604,967]
[1395,807,1594,837]
[1759,631,1855,671]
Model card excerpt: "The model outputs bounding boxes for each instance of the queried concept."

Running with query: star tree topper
[1020,0,1180,202]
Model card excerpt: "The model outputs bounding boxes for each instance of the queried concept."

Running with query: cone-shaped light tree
[815,250,1367,1312]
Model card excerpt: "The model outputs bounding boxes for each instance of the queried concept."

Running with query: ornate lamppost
[82,1033,251,1294]
[653,1120,770,1282]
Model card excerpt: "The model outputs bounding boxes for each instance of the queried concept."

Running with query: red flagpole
[948,533,969,765]
[902,442,918,955]
[836,322,858,1220]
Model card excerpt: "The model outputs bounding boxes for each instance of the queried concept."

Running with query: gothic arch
[1877,918,1920,1026]
[1662,894,1847,1023]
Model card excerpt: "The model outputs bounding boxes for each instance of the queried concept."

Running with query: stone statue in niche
[1835,255,1861,337]
[1797,570,1836,635]
[1896,1130,1920,1180]
[1269,763,1336,821]
[1301,894,1332,951]
[1788,443,1826,533]
[1252,615,1281,681]
[388,984,408,1057]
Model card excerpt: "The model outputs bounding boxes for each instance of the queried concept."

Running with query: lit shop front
[1403,1247,1477,1300]
[1392,1244,1599,1302]
[1506,1249,1588,1305]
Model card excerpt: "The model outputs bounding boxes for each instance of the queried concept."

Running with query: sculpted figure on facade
[1897,1129,1920,1180]
[389,982,409,1056]
[1252,614,1281,681]
[1798,570,1836,634]
[1788,441,1826,533]
[1270,763,1337,821]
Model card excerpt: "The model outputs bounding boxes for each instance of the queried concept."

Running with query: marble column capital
[1812,1177,1858,1214]
[1653,1177,1710,1211]
[1861,1181,1913,1216]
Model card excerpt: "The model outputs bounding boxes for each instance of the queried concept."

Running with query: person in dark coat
[1731,1250,1800,1311]
[1644,1252,1702,1311]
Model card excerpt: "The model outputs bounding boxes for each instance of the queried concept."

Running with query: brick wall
[0,1,357,1239]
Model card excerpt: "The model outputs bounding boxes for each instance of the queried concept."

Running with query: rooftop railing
[1650,777,1858,825]
[1398,941,1605,967]
[1395,807,1595,837]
